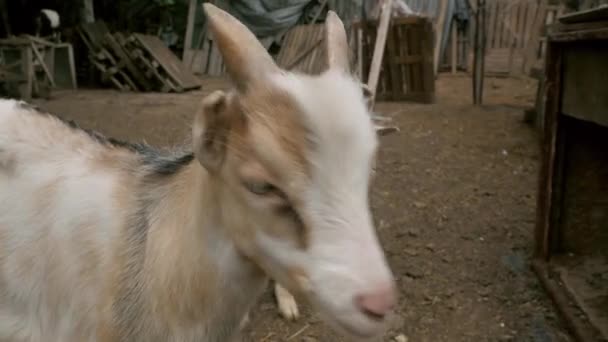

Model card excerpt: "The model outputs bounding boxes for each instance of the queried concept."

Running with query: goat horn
[203,3,280,91]
[325,11,350,74]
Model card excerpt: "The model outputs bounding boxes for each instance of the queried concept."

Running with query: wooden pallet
[103,32,151,91]
[78,21,202,92]
[130,33,202,91]
[120,34,179,92]
[78,22,138,91]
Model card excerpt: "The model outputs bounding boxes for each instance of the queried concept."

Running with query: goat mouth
[307,292,385,339]
[326,315,383,340]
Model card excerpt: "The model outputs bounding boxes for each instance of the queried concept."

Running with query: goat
[0,4,396,341]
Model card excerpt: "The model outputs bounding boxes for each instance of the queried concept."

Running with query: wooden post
[451,21,458,74]
[0,0,10,36]
[472,0,486,105]
[183,0,197,61]
[309,0,328,24]
[367,0,393,108]
[356,27,363,80]
[82,0,95,23]
[434,0,449,75]
[523,0,548,75]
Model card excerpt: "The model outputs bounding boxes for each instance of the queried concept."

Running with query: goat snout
[354,282,397,321]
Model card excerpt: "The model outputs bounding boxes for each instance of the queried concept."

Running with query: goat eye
[244,181,276,196]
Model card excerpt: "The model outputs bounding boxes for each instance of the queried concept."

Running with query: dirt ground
[34,74,573,342]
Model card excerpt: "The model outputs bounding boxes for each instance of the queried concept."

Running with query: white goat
[0,4,396,342]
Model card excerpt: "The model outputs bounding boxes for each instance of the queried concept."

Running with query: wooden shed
[533,6,608,342]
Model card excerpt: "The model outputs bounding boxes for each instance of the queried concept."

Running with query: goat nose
[354,283,397,321]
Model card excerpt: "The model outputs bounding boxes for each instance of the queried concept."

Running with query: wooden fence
[482,0,564,76]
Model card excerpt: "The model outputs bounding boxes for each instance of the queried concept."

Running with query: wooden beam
[367,0,393,107]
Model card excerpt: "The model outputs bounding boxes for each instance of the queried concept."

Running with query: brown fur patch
[239,85,312,179]
[234,86,314,249]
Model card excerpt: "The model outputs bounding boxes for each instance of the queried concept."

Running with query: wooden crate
[356,16,435,104]
[533,8,608,342]
[275,24,327,75]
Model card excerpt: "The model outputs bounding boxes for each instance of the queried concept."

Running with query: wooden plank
[549,26,608,42]
[386,25,402,99]
[508,2,518,48]
[487,1,498,49]
[559,6,608,24]
[367,0,393,106]
[523,2,537,49]
[516,3,527,49]
[507,3,518,75]
[54,43,78,89]
[132,33,201,90]
[523,0,548,74]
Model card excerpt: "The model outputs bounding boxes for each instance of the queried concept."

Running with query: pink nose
[354,283,397,320]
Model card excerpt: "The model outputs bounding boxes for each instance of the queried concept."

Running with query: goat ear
[325,11,350,74]
[203,3,280,91]
[193,91,234,173]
